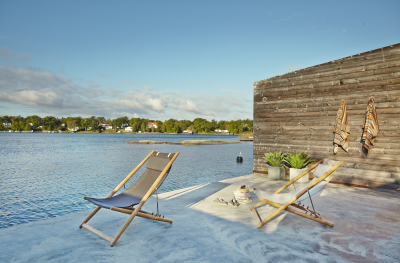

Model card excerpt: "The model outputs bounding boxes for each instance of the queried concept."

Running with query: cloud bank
[0,65,252,120]
[0,47,33,63]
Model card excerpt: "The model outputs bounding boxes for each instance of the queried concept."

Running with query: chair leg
[109,212,137,247]
[79,207,101,229]
[110,201,145,247]
[252,208,262,223]
[257,204,288,229]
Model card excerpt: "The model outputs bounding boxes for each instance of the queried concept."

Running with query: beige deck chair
[79,150,179,247]
[250,158,344,229]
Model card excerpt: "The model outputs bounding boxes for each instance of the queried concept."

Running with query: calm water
[0,133,252,228]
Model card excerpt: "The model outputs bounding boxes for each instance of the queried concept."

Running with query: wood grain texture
[253,43,400,190]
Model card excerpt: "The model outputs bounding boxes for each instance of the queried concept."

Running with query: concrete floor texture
[1,174,399,263]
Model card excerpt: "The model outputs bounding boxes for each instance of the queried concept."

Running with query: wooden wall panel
[253,44,400,190]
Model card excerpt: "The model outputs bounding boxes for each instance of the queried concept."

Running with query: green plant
[263,151,286,167]
[284,153,312,169]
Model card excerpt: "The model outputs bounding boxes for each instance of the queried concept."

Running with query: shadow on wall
[372,182,400,192]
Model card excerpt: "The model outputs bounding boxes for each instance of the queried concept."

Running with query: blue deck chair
[79,150,179,246]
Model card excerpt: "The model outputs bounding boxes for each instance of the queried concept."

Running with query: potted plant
[263,151,286,180]
[284,153,312,183]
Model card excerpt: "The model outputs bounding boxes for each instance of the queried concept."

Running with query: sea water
[0,133,253,228]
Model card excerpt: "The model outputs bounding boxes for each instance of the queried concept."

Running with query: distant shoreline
[126,140,240,145]
[2,130,242,136]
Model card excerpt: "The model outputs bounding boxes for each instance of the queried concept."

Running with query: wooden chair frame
[79,150,179,247]
[250,159,344,229]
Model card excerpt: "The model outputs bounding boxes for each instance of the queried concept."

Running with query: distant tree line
[0,115,253,134]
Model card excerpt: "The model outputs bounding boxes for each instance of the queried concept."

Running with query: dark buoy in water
[237,151,243,163]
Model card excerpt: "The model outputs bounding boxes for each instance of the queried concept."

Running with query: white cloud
[217,88,250,95]
[0,47,14,56]
[178,100,199,113]
[0,89,62,107]
[275,13,305,23]
[16,53,33,62]
[0,46,33,62]
[286,63,300,72]
[114,112,141,119]
[148,98,165,111]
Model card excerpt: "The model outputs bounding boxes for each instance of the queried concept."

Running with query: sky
[0,0,399,121]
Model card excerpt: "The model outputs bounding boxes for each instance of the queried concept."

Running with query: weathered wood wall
[253,43,400,190]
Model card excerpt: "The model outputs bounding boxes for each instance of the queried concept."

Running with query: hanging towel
[362,97,379,152]
[333,99,350,154]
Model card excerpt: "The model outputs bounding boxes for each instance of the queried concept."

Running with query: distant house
[28,123,37,129]
[2,122,11,128]
[182,129,193,134]
[214,129,228,133]
[68,127,79,131]
[121,123,129,128]
[100,122,113,130]
[148,122,158,129]
[124,126,133,132]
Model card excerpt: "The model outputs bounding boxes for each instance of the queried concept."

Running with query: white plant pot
[268,166,286,180]
[289,168,309,183]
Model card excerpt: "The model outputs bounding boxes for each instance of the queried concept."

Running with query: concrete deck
[1,174,399,262]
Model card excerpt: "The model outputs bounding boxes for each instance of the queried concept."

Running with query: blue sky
[0,0,399,121]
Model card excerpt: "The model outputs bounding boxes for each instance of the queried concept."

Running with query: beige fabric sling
[333,99,350,153]
[362,97,379,152]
